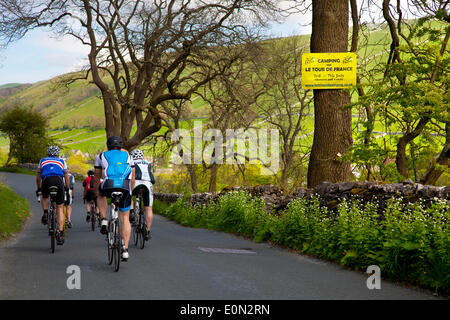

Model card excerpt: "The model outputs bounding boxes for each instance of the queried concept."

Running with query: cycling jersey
[94,149,134,183]
[133,160,155,183]
[83,176,95,191]
[67,173,75,190]
[132,159,155,207]
[94,149,134,212]
[38,157,68,179]
[64,173,75,205]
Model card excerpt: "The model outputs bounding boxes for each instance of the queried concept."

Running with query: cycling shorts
[132,182,154,207]
[42,176,65,205]
[84,190,97,202]
[99,179,131,212]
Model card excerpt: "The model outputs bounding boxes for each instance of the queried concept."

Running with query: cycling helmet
[47,145,60,157]
[106,136,123,150]
[87,170,94,176]
[131,149,144,160]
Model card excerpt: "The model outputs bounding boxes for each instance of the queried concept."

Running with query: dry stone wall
[155,181,450,215]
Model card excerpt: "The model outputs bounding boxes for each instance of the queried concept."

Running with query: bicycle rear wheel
[107,221,113,265]
[140,221,146,249]
[132,223,138,246]
[137,210,145,249]
[49,207,56,253]
[113,220,121,272]
[91,202,96,232]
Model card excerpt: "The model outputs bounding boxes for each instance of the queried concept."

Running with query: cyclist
[94,136,135,261]
[36,146,70,245]
[64,171,76,228]
[83,169,98,222]
[129,149,155,241]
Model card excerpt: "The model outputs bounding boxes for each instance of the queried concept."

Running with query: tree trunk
[307,0,353,188]
[420,122,450,185]
[209,163,219,194]
[187,164,199,193]
[280,159,291,192]
[396,117,430,179]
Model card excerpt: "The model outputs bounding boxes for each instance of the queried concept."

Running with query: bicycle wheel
[107,220,113,265]
[113,219,121,272]
[132,222,138,246]
[132,198,139,246]
[49,208,56,254]
[91,202,96,232]
[137,208,145,249]
[140,221,147,249]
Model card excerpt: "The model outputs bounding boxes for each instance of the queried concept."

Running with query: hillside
[0,83,32,101]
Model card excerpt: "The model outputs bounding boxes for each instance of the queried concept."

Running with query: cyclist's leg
[95,197,99,214]
[98,184,109,234]
[66,199,72,220]
[55,181,66,232]
[41,177,51,211]
[85,200,90,221]
[85,195,92,222]
[142,186,153,234]
[66,204,72,227]
[40,196,50,225]
[41,196,49,211]
[85,196,90,213]
[40,177,53,224]
[56,204,65,232]
[119,191,132,255]
[145,206,153,231]
[129,188,137,222]
[98,195,107,219]
[97,184,108,220]
[120,210,131,249]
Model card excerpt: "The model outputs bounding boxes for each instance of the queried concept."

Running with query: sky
[0,9,311,87]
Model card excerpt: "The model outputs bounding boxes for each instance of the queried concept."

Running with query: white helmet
[47,145,60,157]
[131,149,144,160]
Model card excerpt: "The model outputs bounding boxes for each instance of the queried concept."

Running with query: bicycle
[132,188,147,249]
[89,198,98,232]
[47,186,59,254]
[106,191,124,272]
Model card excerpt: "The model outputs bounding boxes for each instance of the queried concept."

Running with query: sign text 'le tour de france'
[301,52,357,90]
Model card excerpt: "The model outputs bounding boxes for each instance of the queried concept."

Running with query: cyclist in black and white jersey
[130,149,155,241]
[64,171,76,228]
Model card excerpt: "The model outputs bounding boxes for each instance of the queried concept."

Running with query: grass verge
[0,182,30,240]
[0,166,36,176]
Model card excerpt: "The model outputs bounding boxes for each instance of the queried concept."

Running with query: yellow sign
[301,52,357,89]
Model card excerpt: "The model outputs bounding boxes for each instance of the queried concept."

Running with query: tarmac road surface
[0,172,442,300]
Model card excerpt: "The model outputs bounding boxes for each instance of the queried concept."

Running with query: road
[0,172,442,300]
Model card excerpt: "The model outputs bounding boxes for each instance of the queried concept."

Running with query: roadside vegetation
[154,191,450,295]
[0,182,29,240]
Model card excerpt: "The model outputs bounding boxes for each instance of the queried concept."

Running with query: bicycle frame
[106,191,123,272]
[132,189,147,249]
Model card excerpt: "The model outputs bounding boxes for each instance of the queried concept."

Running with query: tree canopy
[0,106,54,164]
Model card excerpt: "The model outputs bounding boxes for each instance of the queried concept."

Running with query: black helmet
[88,170,94,176]
[106,136,123,150]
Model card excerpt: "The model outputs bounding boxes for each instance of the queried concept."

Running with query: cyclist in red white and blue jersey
[36,145,70,245]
